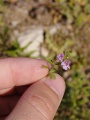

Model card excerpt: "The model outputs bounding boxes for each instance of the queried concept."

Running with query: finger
[15,85,30,95]
[0,85,30,96]
[6,74,65,120]
[0,95,20,116]
[0,86,30,116]
[0,88,14,95]
[0,116,6,120]
[0,58,49,90]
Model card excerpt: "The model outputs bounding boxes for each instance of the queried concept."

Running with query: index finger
[0,58,49,89]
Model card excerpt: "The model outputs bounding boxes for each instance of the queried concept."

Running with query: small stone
[17,27,45,57]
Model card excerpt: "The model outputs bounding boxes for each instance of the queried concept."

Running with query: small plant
[42,51,71,79]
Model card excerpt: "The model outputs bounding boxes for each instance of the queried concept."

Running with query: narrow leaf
[47,59,53,64]
[50,68,56,73]
[50,73,56,80]
[42,65,49,69]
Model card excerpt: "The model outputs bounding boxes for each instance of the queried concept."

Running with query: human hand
[0,58,65,120]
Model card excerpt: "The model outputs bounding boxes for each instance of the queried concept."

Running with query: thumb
[6,74,65,120]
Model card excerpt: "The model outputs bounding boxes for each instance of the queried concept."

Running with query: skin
[0,58,65,120]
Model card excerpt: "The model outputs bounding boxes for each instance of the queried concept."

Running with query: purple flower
[61,60,71,70]
[57,53,64,62]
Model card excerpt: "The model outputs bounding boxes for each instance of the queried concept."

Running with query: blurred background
[0,0,90,119]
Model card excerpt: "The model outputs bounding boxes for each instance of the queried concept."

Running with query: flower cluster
[42,52,71,79]
[57,53,71,70]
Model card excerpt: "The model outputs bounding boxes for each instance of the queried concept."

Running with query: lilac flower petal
[62,65,68,70]
[57,53,64,62]
[61,59,71,70]
[66,60,71,64]
[61,62,66,66]
[67,65,70,69]
[64,60,71,65]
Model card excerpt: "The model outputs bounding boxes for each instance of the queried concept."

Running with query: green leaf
[50,73,56,80]
[50,68,56,73]
[21,41,32,51]
[42,65,49,69]
[47,59,53,64]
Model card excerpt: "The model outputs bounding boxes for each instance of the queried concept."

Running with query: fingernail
[44,74,65,98]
